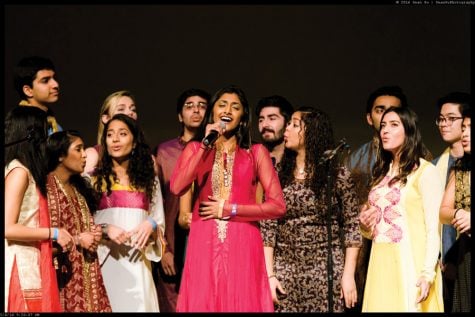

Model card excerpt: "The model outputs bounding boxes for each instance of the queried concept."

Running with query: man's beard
[262,136,284,151]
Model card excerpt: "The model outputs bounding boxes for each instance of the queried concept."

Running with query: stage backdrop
[4,5,471,156]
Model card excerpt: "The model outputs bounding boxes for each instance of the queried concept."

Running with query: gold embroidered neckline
[211,146,236,242]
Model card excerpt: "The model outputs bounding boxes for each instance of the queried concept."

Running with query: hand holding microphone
[202,121,227,147]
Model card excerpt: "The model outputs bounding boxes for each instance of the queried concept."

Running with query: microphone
[318,138,350,164]
[202,121,226,147]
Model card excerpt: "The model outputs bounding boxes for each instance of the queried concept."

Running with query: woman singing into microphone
[170,85,286,312]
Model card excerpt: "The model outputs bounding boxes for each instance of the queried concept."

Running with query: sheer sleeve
[144,176,166,262]
[150,176,165,233]
[418,163,443,283]
[223,144,286,222]
[170,141,209,196]
[336,166,363,248]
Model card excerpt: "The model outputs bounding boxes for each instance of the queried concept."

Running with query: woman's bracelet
[268,274,276,279]
[147,216,158,231]
[52,228,59,241]
[453,208,462,219]
[231,203,238,218]
[48,227,52,240]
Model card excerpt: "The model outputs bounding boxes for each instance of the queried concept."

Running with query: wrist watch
[100,223,108,236]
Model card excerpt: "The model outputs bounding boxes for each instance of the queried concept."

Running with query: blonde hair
[96,90,136,144]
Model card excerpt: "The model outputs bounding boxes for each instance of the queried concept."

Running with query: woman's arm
[418,165,444,286]
[83,146,99,176]
[440,170,471,234]
[5,168,50,241]
[130,176,165,249]
[178,187,193,229]
[264,245,285,304]
[222,145,286,221]
[341,247,359,308]
[439,171,456,225]
[170,141,210,196]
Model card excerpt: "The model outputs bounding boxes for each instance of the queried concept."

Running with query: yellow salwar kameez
[362,159,444,312]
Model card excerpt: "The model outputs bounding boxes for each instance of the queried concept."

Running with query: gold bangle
[268,274,276,279]
[454,208,462,219]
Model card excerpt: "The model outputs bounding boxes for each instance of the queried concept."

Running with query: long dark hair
[194,85,252,149]
[279,106,337,195]
[371,106,432,187]
[46,130,98,212]
[5,106,48,195]
[95,114,156,202]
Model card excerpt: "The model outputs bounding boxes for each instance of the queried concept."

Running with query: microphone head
[219,121,226,130]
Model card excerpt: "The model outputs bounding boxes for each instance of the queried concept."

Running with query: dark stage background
[4,5,472,156]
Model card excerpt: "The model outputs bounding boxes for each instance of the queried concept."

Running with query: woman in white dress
[90,113,165,312]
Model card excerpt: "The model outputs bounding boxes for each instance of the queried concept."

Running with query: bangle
[52,228,59,242]
[268,274,276,279]
[453,208,462,219]
[48,227,52,240]
[231,203,238,217]
[147,216,158,230]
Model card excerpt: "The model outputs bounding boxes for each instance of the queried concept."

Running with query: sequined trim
[211,146,235,242]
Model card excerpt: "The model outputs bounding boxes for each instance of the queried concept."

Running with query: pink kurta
[171,142,286,312]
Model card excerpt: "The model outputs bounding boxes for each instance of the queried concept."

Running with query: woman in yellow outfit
[359,106,443,312]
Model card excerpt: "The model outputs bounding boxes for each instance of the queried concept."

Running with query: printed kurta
[362,159,444,312]
[261,167,362,312]
[46,174,111,312]
[449,157,471,312]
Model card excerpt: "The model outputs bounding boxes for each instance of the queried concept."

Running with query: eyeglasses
[184,102,207,111]
[435,116,463,126]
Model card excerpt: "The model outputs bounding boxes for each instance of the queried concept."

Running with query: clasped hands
[75,226,102,252]
[56,227,101,254]
[106,220,157,249]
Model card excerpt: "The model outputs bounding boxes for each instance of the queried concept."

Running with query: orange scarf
[38,189,62,312]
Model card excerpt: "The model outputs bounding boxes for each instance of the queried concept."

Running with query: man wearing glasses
[433,91,471,313]
[153,88,210,312]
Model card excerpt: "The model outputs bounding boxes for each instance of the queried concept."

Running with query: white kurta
[4,160,42,311]
[93,178,165,312]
